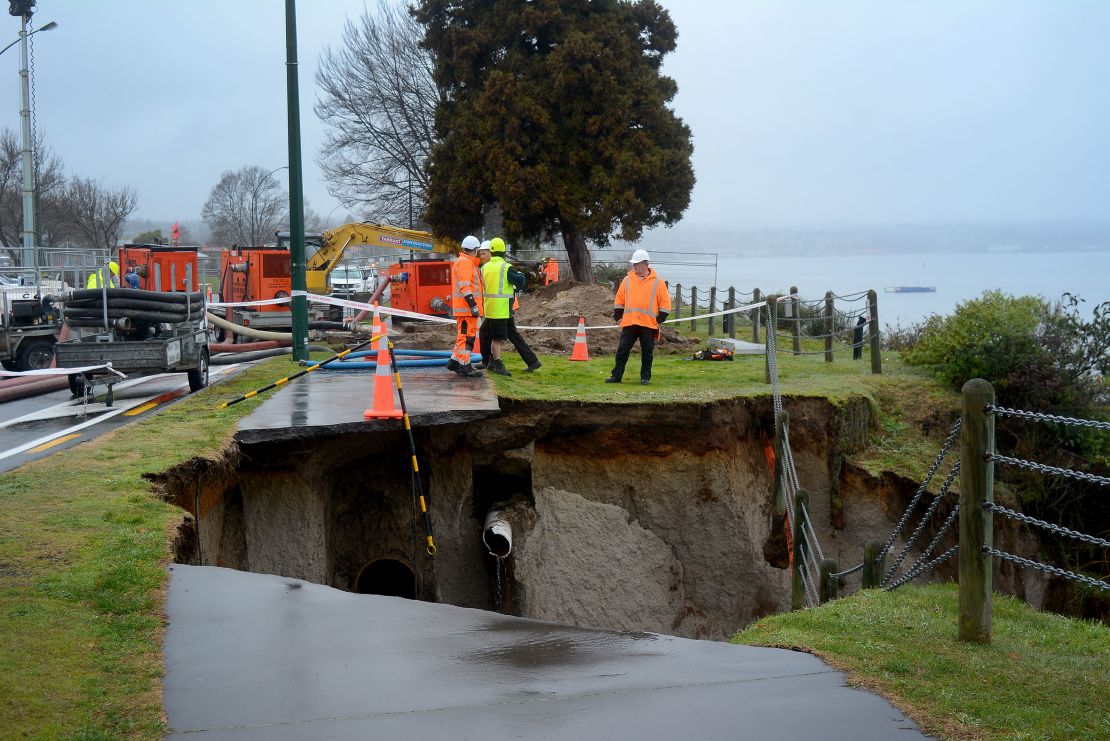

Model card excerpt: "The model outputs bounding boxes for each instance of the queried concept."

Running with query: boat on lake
[884,286,936,293]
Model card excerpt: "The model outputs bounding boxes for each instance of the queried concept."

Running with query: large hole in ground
[164,397,1001,640]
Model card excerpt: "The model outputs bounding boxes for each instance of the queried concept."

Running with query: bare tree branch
[201,166,289,247]
[56,177,137,254]
[314,0,440,227]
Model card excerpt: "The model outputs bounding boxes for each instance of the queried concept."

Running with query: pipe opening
[356,559,416,599]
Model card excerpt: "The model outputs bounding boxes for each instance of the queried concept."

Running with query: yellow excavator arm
[303,223,460,294]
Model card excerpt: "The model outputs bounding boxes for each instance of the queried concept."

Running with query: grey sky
[2,1,1107,231]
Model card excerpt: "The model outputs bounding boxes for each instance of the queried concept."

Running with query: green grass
[0,356,298,739]
[734,584,1110,740]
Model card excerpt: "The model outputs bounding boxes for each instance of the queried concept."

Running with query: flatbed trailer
[54,323,210,406]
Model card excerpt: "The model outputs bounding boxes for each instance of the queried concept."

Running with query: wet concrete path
[235,368,500,445]
[165,566,931,740]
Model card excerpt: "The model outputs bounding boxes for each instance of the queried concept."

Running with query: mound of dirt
[367,281,696,356]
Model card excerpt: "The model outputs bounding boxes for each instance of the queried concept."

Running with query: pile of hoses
[64,288,205,327]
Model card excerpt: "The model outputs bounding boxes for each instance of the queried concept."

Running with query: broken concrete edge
[233,408,502,445]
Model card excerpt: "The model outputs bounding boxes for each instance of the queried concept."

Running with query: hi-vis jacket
[614,267,672,330]
[450,252,483,317]
[481,255,513,319]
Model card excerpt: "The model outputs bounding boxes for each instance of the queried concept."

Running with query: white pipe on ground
[483,510,512,558]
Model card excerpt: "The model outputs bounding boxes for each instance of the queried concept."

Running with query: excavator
[217,223,461,332]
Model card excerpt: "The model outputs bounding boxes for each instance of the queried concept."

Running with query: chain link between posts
[881,460,961,587]
[884,546,959,592]
[985,404,1110,431]
[982,502,1110,548]
[983,547,1110,592]
[987,453,1110,486]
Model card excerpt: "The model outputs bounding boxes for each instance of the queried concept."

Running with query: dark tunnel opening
[356,559,417,599]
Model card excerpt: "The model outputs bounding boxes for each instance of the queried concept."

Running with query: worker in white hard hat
[606,248,671,385]
[447,235,484,377]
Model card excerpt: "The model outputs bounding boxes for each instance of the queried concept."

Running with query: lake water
[714,251,1110,328]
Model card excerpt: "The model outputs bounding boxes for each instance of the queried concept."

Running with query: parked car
[329,266,376,295]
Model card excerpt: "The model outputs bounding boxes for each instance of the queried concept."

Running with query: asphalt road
[0,365,243,472]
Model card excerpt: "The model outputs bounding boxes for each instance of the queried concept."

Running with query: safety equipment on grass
[629,249,650,264]
[691,346,735,361]
[461,235,480,251]
[490,237,506,253]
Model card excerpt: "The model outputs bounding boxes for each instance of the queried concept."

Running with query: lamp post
[1,15,58,285]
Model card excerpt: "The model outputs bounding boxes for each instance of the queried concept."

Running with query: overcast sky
[2,1,1107,231]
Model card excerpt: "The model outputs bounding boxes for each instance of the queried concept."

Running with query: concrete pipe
[482,511,512,558]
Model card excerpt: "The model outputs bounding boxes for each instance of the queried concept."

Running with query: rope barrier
[830,562,864,578]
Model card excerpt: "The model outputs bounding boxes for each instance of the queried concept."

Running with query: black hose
[64,308,202,323]
[64,297,204,314]
[69,288,203,304]
[210,345,332,364]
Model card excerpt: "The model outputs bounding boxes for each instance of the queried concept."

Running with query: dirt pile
[368,281,694,355]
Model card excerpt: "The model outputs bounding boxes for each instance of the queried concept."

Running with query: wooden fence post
[819,559,838,603]
[862,540,884,589]
[708,286,717,337]
[790,285,801,355]
[868,289,882,374]
[765,295,778,384]
[792,488,809,611]
[959,379,995,643]
[689,286,698,332]
[752,287,761,343]
[727,287,737,338]
[825,291,835,363]
[673,284,682,321]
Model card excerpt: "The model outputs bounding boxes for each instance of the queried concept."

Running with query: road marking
[125,401,159,416]
[0,405,132,461]
[27,433,81,453]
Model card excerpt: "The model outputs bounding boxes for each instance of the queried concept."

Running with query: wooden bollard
[863,540,884,589]
[708,286,717,337]
[868,289,882,374]
[819,559,838,603]
[959,379,995,643]
[689,286,698,331]
[792,488,809,611]
[790,285,801,355]
[673,284,682,321]
[824,291,834,363]
[727,287,737,338]
[752,287,761,343]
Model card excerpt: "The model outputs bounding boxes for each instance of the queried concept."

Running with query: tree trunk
[560,222,592,283]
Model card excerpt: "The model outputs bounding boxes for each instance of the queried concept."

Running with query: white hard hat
[461,235,480,251]
[479,240,491,251]
[629,249,650,264]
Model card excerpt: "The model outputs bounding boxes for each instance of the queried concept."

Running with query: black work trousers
[479,317,538,367]
[611,325,656,381]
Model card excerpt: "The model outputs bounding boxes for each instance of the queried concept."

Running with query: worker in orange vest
[541,257,559,285]
[605,249,671,385]
[447,235,484,378]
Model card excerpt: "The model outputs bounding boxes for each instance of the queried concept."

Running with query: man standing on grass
[606,249,671,385]
[447,235,483,378]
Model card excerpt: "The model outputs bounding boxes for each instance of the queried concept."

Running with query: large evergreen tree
[415,0,694,281]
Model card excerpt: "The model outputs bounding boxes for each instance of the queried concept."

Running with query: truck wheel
[188,348,210,392]
[17,339,54,371]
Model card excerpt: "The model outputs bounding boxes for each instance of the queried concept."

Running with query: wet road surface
[165,566,931,740]
[235,367,501,445]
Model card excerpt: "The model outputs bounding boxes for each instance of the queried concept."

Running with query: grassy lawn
[0,358,289,739]
[734,584,1110,740]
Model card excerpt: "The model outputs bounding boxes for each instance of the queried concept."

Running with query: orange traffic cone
[364,305,403,419]
[569,316,590,361]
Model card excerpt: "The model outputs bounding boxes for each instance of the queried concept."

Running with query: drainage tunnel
[356,559,417,599]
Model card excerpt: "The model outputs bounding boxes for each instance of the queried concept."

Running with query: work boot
[474,361,487,370]
[490,359,512,377]
[641,379,651,385]
[604,376,621,384]
[458,363,483,378]
[524,360,542,373]
[446,358,460,373]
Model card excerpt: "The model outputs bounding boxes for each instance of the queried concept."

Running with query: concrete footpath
[164,566,931,740]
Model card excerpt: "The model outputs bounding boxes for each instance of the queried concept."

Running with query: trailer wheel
[16,338,54,371]
[1,359,16,371]
[68,374,84,397]
[188,348,210,392]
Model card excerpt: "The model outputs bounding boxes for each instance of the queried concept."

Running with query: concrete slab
[165,566,932,740]
[235,367,500,445]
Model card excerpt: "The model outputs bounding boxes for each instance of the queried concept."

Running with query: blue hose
[346,349,457,359]
[317,352,482,372]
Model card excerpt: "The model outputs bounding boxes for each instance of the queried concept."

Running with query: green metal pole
[285,0,309,362]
